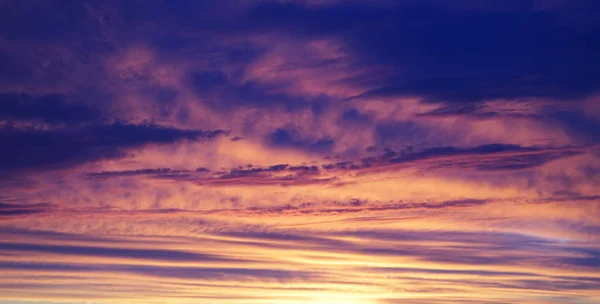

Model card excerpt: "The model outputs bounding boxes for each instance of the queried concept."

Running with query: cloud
[0,241,236,263]
[73,144,587,199]
[416,103,524,119]
[340,107,371,125]
[0,123,228,172]
[85,168,190,179]
[0,93,104,125]
[1,223,598,303]
[0,1,598,303]
[320,144,587,173]
[0,1,87,42]
[216,198,491,217]
[549,110,600,144]
[0,202,53,217]
[191,70,314,111]
[268,128,335,153]
[240,1,600,103]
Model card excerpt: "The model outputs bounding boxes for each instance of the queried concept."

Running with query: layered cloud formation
[1,1,599,303]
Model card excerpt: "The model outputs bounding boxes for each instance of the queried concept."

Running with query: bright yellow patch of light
[310,300,368,304]
[306,293,372,304]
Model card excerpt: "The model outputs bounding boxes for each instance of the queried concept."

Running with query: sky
[0,0,599,303]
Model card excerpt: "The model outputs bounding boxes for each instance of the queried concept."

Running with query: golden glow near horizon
[2,153,599,303]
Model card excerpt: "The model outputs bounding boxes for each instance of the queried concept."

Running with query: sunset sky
[1,1,600,303]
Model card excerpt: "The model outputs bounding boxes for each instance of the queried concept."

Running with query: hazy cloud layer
[0,0,599,303]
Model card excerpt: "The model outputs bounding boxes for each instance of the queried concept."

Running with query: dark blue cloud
[0,123,228,172]
[472,150,582,171]
[0,1,87,41]
[0,202,52,216]
[85,168,189,179]
[0,227,140,244]
[0,50,31,82]
[269,128,298,146]
[0,93,104,125]
[374,121,426,148]
[191,70,313,111]
[217,230,351,250]
[4,0,599,106]
[316,143,584,173]
[549,110,600,144]
[268,128,335,153]
[114,264,315,281]
[339,229,553,250]
[240,1,600,103]
[415,103,540,120]
[152,87,179,117]
[0,261,315,282]
[560,249,600,269]
[0,241,235,262]
[340,107,371,125]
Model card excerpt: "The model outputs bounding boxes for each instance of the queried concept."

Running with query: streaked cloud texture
[1,1,599,303]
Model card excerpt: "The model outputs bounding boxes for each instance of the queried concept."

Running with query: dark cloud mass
[243,1,600,102]
[268,128,335,153]
[0,93,103,124]
[0,123,228,172]
[0,1,599,303]
[0,202,53,217]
